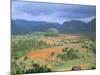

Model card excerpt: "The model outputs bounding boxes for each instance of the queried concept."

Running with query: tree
[58,48,79,60]
[45,28,59,36]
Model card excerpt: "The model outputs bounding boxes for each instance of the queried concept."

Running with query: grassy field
[11,33,96,74]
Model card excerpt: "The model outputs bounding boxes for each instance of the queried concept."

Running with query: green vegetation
[57,47,79,60]
[11,34,60,59]
[45,28,59,36]
[25,64,51,73]
[63,39,82,44]
[82,40,96,53]
[12,35,47,59]
[11,33,96,74]
[11,58,51,75]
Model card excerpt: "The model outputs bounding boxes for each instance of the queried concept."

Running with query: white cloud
[12,1,96,24]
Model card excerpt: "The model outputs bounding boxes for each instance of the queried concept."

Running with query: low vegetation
[11,32,96,74]
[45,28,59,36]
[11,58,51,75]
[82,40,96,53]
[57,47,79,60]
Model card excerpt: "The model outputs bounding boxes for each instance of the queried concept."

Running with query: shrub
[58,48,79,60]
[50,52,55,57]
[12,59,51,74]
[25,64,51,73]
[82,40,96,53]
[62,47,68,52]
[24,56,28,61]
[89,42,96,53]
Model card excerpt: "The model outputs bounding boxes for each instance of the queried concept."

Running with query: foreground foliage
[82,40,96,53]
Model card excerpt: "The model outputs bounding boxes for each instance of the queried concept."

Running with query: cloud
[12,1,96,24]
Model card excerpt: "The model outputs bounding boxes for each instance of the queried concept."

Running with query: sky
[12,1,96,24]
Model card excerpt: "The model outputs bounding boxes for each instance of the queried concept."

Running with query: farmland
[11,1,96,74]
[11,32,96,74]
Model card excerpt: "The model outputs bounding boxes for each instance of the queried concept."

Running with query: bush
[89,42,96,53]
[25,64,51,73]
[58,48,79,60]
[62,47,68,52]
[11,59,51,74]
[82,40,96,53]
[50,52,55,57]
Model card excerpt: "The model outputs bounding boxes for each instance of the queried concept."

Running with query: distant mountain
[62,18,96,33]
[11,18,96,34]
[87,18,96,32]
[11,19,61,34]
[62,20,87,33]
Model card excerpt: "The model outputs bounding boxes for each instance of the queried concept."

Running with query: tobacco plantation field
[11,32,96,74]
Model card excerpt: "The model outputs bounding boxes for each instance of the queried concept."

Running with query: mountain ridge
[11,18,96,34]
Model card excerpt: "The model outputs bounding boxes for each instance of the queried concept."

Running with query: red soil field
[59,34,80,39]
[25,34,82,62]
[26,44,85,62]
[26,46,64,61]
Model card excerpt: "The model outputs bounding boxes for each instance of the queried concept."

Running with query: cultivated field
[11,33,96,74]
